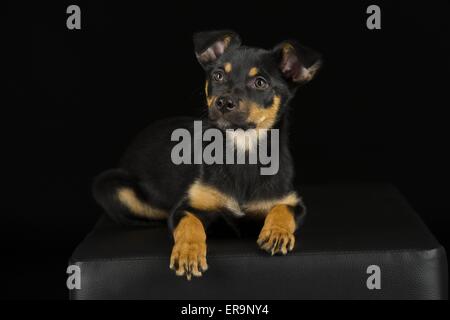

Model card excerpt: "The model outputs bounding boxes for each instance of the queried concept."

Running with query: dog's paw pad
[257,226,295,255]
[170,241,208,280]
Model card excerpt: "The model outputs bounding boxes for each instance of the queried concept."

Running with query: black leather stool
[69,184,447,299]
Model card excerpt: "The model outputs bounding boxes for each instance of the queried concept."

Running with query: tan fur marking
[170,213,208,279]
[205,80,215,108]
[207,96,215,108]
[188,180,242,216]
[224,62,232,73]
[257,204,296,255]
[263,204,296,233]
[173,213,206,244]
[244,192,299,216]
[117,187,168,220]
[247,95,281,129]
[248,67,258,77]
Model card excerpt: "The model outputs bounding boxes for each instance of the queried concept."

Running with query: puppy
[93,30,321,280]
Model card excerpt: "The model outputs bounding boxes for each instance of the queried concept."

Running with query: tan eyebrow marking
[248,67,259,77]
[224,62,232,73]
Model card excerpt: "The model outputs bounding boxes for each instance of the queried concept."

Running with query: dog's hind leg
[92,168,168,226]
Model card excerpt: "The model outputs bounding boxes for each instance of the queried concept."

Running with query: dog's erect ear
[273,41,322,85]
[193,30,241,67]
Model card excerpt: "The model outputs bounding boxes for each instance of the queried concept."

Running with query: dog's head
[194,30,322,130]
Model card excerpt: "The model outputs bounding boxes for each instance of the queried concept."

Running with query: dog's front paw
[257,225,295,255]
[257,204,296,255]
[170,240,208,280]
[170,213,208,280]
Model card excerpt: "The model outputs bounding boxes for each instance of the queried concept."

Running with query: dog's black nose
[215,96,237,112]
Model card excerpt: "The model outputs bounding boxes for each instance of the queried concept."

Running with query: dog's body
[93,30,321,280]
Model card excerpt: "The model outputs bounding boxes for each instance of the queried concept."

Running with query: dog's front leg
[257,204,297,255]
[169,212,208,280]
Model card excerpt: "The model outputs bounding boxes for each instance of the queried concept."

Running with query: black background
[5,0,449,299]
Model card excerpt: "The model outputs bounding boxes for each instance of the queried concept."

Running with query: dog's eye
[253,77,269,89]
[212,71,224,82]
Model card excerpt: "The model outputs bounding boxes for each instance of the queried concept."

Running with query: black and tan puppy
[93,30,321,280]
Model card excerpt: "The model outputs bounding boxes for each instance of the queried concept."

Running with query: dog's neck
[204,104,291,154]
[224,121,289,153]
